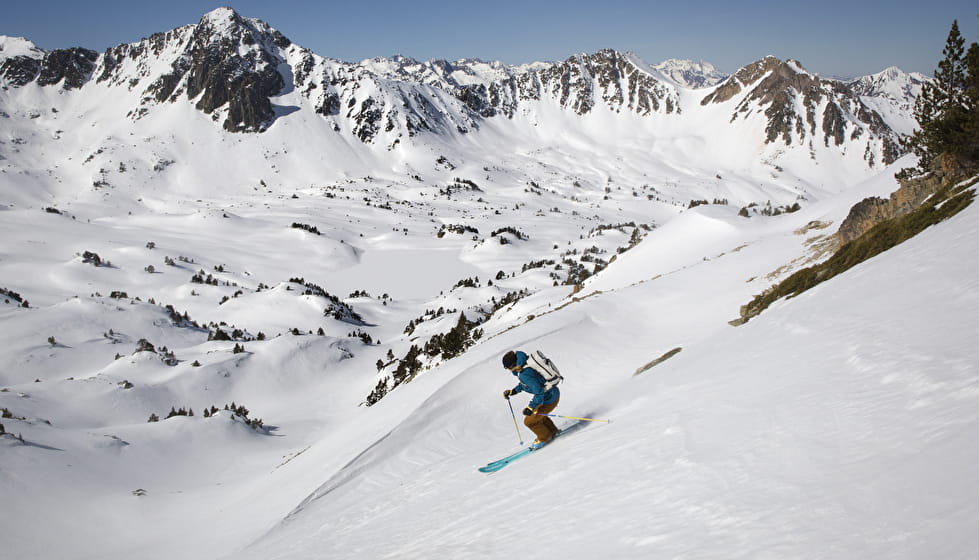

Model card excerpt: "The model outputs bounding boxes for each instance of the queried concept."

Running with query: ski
[478,420,586,473]
[478,447,534,473]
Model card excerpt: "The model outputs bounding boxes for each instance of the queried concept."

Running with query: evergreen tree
[440,312,471,360]
[393,345,422,385]
[964,41,979,160]
[905,20,979,174]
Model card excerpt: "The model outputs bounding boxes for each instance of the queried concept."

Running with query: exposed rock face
[0,55,41,86]
[701,57,904,166]
[836,197,893,244]
[837,154,972,244]
[147,9,288,131]
[467,49,680,118]
[1,48,97,89]
[37,48,99,89]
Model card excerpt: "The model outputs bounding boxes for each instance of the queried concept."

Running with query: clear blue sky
[2,0,977,77]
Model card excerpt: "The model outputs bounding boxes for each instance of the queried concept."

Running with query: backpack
[526,350,563,391]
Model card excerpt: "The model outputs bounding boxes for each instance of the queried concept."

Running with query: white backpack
[526,350,563,391]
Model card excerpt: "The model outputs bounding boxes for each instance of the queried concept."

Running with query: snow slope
[234,165,979,560]
[2,148,977,559]
[1,9,976,560]
[232,166,979,558]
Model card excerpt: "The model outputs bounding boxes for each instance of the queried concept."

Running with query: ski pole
[535,413,611,423]
[507,398,524,444]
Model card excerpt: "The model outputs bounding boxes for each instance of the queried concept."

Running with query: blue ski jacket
[508,351,560,410]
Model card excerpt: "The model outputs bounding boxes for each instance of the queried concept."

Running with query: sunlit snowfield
[2,12,977,560]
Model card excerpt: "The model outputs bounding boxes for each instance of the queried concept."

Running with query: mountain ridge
[0,8,918,168]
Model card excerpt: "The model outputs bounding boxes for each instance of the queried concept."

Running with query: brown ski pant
[525,399,560,442]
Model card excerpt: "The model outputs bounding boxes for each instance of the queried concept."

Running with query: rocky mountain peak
[200,6,241,26]
[142,7,290,131]
[699,56,903,166]
[536,48,679,116]
[193,7,291,51]
[847,66,929,104]
[0,36,44,60]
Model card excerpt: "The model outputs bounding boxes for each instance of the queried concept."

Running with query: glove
[523,407,534,416]
[503,389,512,400]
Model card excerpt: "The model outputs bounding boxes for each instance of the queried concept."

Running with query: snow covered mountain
[3,7,977,560]
[1,7,912,180]
[848,66,929,107]
[847,66,930,136]
[653,58,729,89]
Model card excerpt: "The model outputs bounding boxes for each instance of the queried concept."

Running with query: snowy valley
[1,8,977,560]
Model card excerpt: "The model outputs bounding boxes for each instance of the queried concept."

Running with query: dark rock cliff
[147,10,288,132]
[1,48,97,89]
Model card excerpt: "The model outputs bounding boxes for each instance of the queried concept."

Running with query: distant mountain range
[0,7,926,201]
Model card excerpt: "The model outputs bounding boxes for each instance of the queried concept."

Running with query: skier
[502,350,560,449]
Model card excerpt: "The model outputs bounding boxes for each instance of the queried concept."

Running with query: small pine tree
[148,414,159,423]
[440,312,472,360]
[365,378,390,406]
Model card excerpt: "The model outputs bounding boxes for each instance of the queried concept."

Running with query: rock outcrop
[837,154,975,244]
[1,47,97,89]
